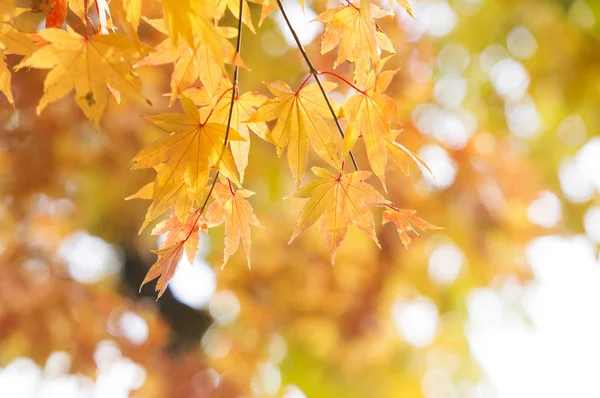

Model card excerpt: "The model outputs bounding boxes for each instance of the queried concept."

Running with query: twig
[199,0,244,213]
[276,0,359,171]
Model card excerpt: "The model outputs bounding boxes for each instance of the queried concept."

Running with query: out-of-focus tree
[1,0,599,397]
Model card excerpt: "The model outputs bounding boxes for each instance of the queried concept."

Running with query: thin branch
[199,0,244,213]
[276,0,359,171]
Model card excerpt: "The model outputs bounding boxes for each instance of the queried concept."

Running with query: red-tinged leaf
[142,244,184,298]
[206,182,262,269]
[382,208,441,248]
[141,210,207,297]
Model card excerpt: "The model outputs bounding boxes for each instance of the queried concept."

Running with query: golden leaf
[289,167,388,263]
[132,96,244,230]
[252,81,342,188]
[316,0,394,86]
[16,27,145,129]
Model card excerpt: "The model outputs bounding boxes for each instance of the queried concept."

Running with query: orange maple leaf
[206,182,262,269]
[289,167,388,263]
[383,208,441,249]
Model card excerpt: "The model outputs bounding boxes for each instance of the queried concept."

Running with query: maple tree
[0,0,434,296]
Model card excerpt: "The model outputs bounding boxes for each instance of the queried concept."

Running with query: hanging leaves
[2,0,438,298]
[135,19,243,104]
[186,82,269,182]
[131,95,244,226]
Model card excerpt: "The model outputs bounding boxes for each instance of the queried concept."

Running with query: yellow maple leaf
[15,27,146,129]
[216,0,256,34]
[342,63,401,189]
[0,24,35,104]
[252,80,342,188]
[382,208,441,248]
[289,167,388,263]
[126,176,198,233]
[316,0,394,86]
[206,182,262,269]
[185,82,269,182]
[132,95,244,227]
[160,0,223,64]
[140,209,207,298]
[135,19,242,104]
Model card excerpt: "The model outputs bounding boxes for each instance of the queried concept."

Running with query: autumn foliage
[1,0,438,298]
[3,0,589,396]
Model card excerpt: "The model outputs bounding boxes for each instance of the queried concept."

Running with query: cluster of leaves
[1,0,439,298]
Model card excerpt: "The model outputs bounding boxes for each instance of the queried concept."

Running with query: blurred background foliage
[1,0,600,397]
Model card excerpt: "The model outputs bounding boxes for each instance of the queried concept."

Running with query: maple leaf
[45,0,68,29]
[15,27,146,129]
[386,130,434,178]
[126,176,200,233]
[185,82,269,182]
[67,0,115,34]
[341,62,401,188]
[248,0,277,26]
[388,0,414,18]
[0,24,35,104]
[289,167,388,263]
[132,95,244,228]
[135,18,243,104]
[140,209,207,298]
[206,182,262,268]
[251,81,342,188]
[316,0,394,86]
[160,0,224,65]
[216,0,256,34]
[383,208,441,248]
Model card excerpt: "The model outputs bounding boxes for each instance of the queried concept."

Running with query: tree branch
[200,0,244,213]
[275,0,359,171]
